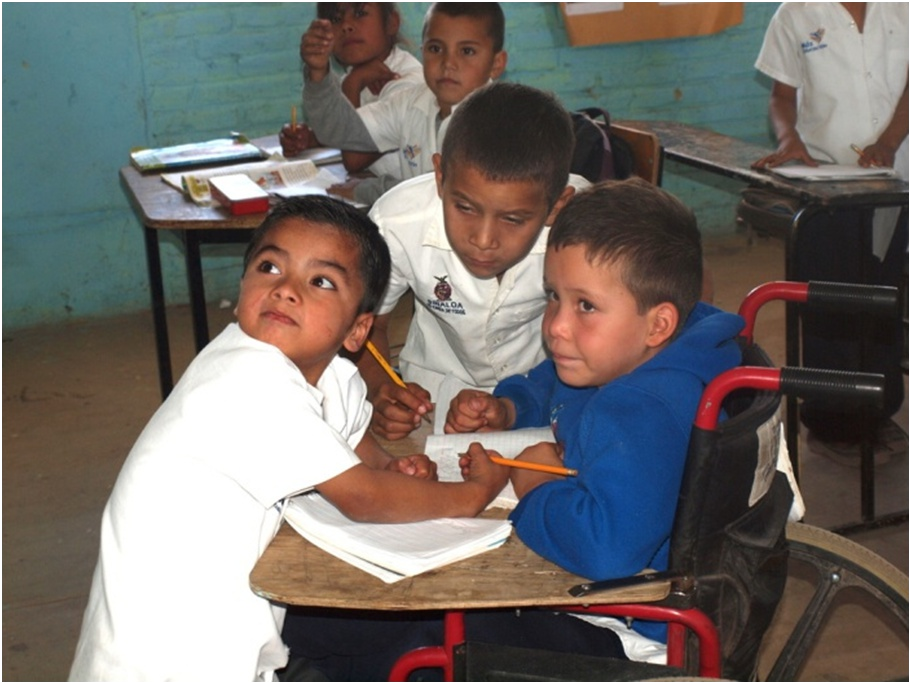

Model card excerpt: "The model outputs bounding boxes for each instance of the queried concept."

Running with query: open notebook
[427,428,556,509]
[283,493,512,583]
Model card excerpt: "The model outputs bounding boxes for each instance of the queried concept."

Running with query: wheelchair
[389,282,909,681]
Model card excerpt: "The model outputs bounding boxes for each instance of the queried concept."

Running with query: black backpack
[570,108,635,183]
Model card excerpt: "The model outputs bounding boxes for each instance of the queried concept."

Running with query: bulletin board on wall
[561,2,744,46]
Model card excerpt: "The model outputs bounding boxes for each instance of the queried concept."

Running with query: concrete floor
[3,233,907,681]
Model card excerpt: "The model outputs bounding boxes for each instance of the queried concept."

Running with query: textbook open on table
[283,493,513,583]
[160,156,349,207]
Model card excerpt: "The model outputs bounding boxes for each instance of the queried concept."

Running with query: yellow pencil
[291,105,297,129]
[365,340,432,423]
[489,455,577,477]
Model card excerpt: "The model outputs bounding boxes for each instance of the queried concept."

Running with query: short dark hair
[548,178,703,329]
[317,2,398,25]
[423,3,505,53]
[440,82,573,209]
[316,3,403,47]
[244,196,391,315]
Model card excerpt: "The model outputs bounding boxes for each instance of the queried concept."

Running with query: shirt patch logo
[433,275,452,301]
[428,277,465,315]
[801,28,828,53]
[403,144,421,168]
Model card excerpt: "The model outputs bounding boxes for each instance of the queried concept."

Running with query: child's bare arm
[341,59,399,106]
[316,449,508,522]
[864,78,909,168]
[444,390,515,434]
[354,431,437,479]
[300,19,335,82]
[752,81,816,169]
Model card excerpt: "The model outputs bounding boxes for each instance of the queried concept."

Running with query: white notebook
[426,427,556,509]
[769,163,896,181]
[283,493,513,583]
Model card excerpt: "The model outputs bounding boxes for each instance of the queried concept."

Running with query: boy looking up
[447,179,744,650]
[360,81,586,440]
[68,197,507,681]
[302,2,507,205]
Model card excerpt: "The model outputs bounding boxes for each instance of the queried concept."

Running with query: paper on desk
[161,158,344,206]
[427,427,556,510]
[769,163,897,181]
[283,492,512,583]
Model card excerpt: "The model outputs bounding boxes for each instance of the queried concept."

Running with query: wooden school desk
[249,425,700,680]
[619,120,908,532]
[120,139,344,399]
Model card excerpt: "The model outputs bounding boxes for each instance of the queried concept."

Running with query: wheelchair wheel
[759,522,908,681]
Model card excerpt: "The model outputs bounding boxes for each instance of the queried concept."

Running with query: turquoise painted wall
[2,2,779,331]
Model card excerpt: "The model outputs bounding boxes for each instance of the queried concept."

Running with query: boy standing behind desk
[302,2,507,205]
[358,81,586,440]
[751,2,908,457]
[68,197,508,682]
[447,179,744,653]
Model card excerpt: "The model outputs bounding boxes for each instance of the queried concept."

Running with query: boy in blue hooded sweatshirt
[445,177,744,653]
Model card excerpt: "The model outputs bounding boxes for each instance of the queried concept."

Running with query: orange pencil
[365,340,432,424]
[489,455,577,477]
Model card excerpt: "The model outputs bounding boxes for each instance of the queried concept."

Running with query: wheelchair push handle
[806,281,899,314]
[738,280,899,343]
[694,366,884,430]
[779,367,884,406]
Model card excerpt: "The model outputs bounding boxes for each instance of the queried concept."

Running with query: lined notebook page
[426,427,556,509]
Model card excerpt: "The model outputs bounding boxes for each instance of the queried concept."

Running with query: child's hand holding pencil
[365,341,434,439]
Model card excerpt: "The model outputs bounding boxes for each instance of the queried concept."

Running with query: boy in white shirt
[68,197,508,681]
[358,81,587,440]
[302,3,508,205]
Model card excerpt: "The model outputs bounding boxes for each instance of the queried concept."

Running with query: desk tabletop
[249,424,670,611]
[120,136,346,231]
[621,119,909,207]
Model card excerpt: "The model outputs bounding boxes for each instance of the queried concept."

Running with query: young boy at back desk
[358,81,587,440]
[447,179,744,654]
[280,3,424,180]
[302,2,507,205]
[67,197,508,682]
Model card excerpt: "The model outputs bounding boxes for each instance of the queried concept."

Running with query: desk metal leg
[143,226,174,399]
[183,230,210,353]
[784,206,816,481]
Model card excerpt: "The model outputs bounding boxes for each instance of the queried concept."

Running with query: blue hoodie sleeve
[509,383,692,580]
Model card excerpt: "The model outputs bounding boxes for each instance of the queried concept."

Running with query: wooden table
[251,424,669,611]
[247,426,698,680]
[120,138,345,398]
[621,120,908,532]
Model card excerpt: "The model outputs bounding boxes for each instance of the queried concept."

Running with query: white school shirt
[69,324,366,682]
[344,46,424,179]
[756,2,909,257]
[357,84,450,181]
[369,172,590,399]
[755,2,908,172]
